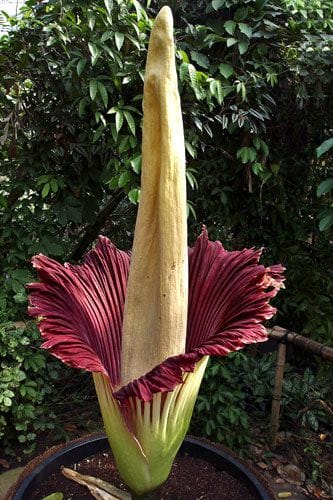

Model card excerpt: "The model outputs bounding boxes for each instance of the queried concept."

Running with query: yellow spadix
[121,6,188,386]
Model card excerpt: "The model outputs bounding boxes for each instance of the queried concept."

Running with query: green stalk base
[131,489,159,500]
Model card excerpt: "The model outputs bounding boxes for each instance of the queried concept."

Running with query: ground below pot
[8,434,274,500]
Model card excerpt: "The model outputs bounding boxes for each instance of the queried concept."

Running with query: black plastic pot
[11,434,272,500]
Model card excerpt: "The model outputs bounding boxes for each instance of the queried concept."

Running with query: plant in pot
[24,7,284,500]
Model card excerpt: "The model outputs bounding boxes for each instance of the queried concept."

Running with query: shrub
[191,353,251,449]
[0,320,60,454]
[191,350,333,450]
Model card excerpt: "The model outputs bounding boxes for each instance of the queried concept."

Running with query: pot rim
[8,433,274,500]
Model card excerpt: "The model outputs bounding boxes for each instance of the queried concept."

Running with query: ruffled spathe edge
[28,236,130,388]
[28,228,285,403]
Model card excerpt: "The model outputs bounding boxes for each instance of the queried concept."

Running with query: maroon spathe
[28,228,284,403]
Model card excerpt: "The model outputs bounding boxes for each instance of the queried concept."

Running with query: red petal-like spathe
[28,237,130,387]
[186,227,284,355]
[115,228,284,402]
[28,230,284,403]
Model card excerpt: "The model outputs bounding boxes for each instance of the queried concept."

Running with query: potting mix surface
[30,449,262,499]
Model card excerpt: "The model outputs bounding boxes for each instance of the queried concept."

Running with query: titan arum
[28,7,284,498]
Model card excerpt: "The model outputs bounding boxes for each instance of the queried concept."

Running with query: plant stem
[131,489,159,500]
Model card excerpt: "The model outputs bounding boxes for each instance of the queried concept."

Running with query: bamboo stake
[269,340,287,448]
[267,326,333,363]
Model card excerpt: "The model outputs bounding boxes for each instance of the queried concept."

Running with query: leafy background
[0,0,332,476]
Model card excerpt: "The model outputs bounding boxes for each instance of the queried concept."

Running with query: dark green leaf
[88,43,97,57]
[104,0,113,15]
[259,138,269,157]
[253,136,260,149]
[317,178,333,197]
[219,63,233,79]
[186,169,198,190]
[118,135,130,153]
[132,0,144,22]
[50,179,58,193]
[115,111,124,133]
[179,62,188,82]
[78,97,87,118]
[237,146,257,163]
[66,205,82,223]
[238,23,252,38]
[124,33,140,50]
[115,32,125,51]
[123,110,136,135]
[41,183,50,198]
[224,21,237,35]
[3,396,12,407]
[118,171,130,188]
[210,79,224,104]
[110,123,118,143]
[238,41,249,55]
[187,64,197,89]
[76,58,87,77]
[190,51,209,69]
[227,37,238,48]
[316,138,333,158]
[130,154,141,174]
[101,31,112,43]
[128,188,140,204]
[185,141,197,159]
[212,0,226,11]
[319,214,333,231]
[41,238,64,256]
[92,125,104,143]
[88,43,100,66]
[97,81,108,108]
[234,7,249,22]
[87,11,95,31]
[89,80,98,101]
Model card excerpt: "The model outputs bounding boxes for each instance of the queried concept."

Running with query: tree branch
[68,189,126,262]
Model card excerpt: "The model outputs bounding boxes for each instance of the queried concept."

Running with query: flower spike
[121,6,188,387]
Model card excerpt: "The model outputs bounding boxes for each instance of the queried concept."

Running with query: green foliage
[191,351,281,449]
[191,354,250,449]
[0,320,60,455]
[282,366,333,432]
[154,0,333,344]
[0,0,150,314]
[303,443,327,484]
[172,0,283,164]
[191,351,333,450]
[178,1,333,344]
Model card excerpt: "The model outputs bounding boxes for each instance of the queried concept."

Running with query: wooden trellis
[267,326,333,447]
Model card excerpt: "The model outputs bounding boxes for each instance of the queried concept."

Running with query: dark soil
[7,432,272,500]
[30,449,262,500]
